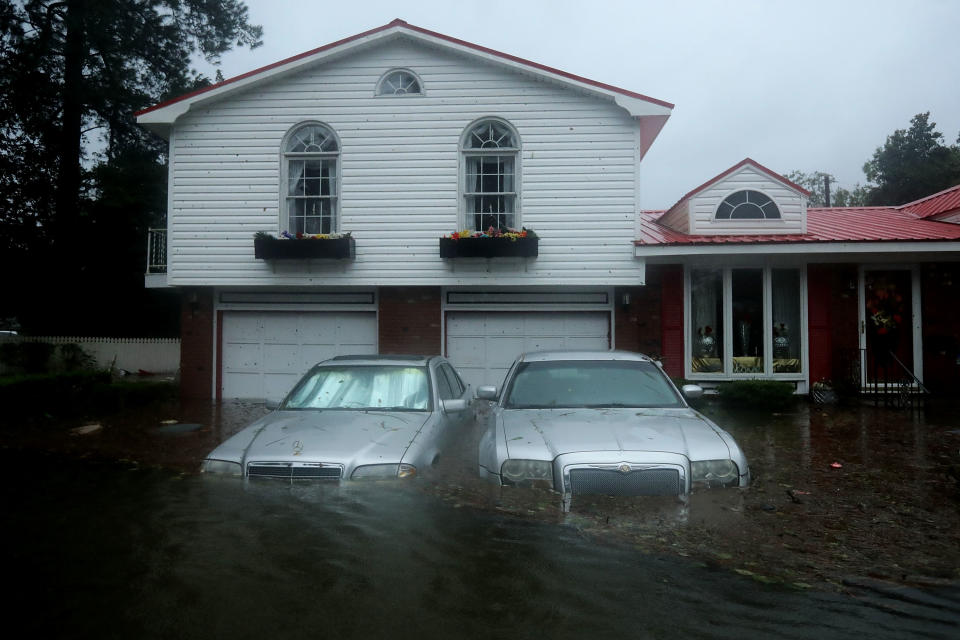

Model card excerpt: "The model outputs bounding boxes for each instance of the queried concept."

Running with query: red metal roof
[637,206,960,246]
[898,183,960,219]
[137,18,673,117]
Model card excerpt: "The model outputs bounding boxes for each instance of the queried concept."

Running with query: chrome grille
[568,468,681,496]
[247,462,342,480]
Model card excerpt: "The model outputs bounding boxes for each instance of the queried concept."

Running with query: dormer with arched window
[656,159,808,235]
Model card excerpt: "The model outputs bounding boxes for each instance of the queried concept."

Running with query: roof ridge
[136,19,673,117]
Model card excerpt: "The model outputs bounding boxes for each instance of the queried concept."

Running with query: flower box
[439,230,538,258]
[254,234,355,260]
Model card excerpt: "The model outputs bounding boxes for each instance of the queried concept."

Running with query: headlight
[201,459,242,476]
[351,463,417,479]
[691,459,740,488]
[500,459,553,488]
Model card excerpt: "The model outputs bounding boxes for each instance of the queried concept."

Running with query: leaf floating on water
[160,419,178,425]
[70,424,102,436]
[830,462,843,469]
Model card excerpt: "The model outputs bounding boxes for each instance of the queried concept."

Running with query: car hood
[501,408,730,461]
[236,410,430,463]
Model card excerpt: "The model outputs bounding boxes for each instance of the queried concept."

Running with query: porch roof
[898,183,960,220]
[636,206,960,247]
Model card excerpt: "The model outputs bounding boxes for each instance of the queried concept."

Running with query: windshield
[503,360,683,409]
[282,365,431,411]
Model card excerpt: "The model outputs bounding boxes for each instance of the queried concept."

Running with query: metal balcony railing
[146,228,167,274]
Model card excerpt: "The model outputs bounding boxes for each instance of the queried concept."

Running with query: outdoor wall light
[621,292,631,310]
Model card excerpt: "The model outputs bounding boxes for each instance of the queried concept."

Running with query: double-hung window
[688,266,804,377]
[461,119,519,232]
[283,123,339,234]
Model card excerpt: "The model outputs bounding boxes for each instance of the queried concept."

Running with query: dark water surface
[5,449,958,640]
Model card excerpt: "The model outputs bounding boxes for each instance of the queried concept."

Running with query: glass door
[860,268,916,385]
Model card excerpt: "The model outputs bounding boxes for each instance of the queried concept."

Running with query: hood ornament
[292,440,304,456]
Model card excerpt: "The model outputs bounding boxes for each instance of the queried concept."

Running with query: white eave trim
[136,25,673,130]
[634,240,960,258]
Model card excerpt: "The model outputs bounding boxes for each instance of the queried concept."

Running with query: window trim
[713,189,782,221]
[683,263,807,381]
[459,117,521,232]
[375,68,424,97]
[280,121,342,235]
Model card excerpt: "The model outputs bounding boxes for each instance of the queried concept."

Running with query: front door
[859,268,920,385]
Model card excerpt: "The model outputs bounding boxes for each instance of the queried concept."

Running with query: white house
[139,19,960,401]
[138,19,672,399]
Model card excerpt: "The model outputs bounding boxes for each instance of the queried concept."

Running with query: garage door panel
[448,336,485,367]
[338,315,378,344]
[486,315,525,335]
[222,314,261,342]
[222,343,261,371]
[264,315,302,342]
[446,311,609,394]
[262,344,300,372]
[222,311,377,400]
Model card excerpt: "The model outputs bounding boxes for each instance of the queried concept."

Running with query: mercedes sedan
[477,351,749,501]
[202,355,472,481]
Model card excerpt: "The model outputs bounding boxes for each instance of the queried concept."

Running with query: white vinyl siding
[166,39,642,287]
[688,166,806,235]
[220,311,377,400]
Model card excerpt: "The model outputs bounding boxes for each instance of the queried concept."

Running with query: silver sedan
[202,355,472,481]
[477,351,749,500]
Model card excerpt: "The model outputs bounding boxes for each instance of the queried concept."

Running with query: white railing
[0,336,180,374]
[146,228,167,274]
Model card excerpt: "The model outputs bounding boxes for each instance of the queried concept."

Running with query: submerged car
[477,351,749,500]
[202,355,472,480]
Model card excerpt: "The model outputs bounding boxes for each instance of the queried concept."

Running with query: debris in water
[830,462,843,469]
[160,419,178,425]
[70,424,102,436]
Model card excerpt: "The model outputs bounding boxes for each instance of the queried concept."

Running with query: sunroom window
[461,119,518,231]
[689,266,803,376]
[283,123,339,235]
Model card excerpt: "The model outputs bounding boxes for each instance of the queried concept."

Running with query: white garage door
[446,312,609,392]
[221,311,377,400]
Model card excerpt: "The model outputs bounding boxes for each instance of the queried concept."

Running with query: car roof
[325,354,437,366]
[517,350,656,363]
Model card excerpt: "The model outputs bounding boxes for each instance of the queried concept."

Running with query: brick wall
[614,269,663,356]
[378,287,442,355]
[179,287,214,399]
[659,265,684,378]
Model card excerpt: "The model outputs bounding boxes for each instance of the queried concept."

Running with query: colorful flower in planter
[444,227,535,241]
[259,231,352,241]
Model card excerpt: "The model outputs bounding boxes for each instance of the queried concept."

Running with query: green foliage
[784,170,869,208]
[0,1,261,335]
[716,380,797,409]
[0,341,95,374]
[862,112,960,206]
[0,371,176,422]
[0,341,55,373]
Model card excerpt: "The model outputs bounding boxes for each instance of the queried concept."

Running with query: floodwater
[4,399,960,639]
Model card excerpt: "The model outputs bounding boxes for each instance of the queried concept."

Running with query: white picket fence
[0,336,180,374]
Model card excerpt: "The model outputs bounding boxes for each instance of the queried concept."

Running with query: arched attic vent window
[715,190,781,220]
[376,69,423,95]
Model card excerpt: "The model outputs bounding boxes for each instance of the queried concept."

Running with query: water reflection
[4,449,957,639]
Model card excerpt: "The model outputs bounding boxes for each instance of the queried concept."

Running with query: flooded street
[4,398,960,638]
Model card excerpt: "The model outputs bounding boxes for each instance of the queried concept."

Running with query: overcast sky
[195,0,960,209]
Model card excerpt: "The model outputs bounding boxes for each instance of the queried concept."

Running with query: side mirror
[476,385,498,400]
[265,398,281,410]
[681,384,704,400]
[442,398,467,413]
